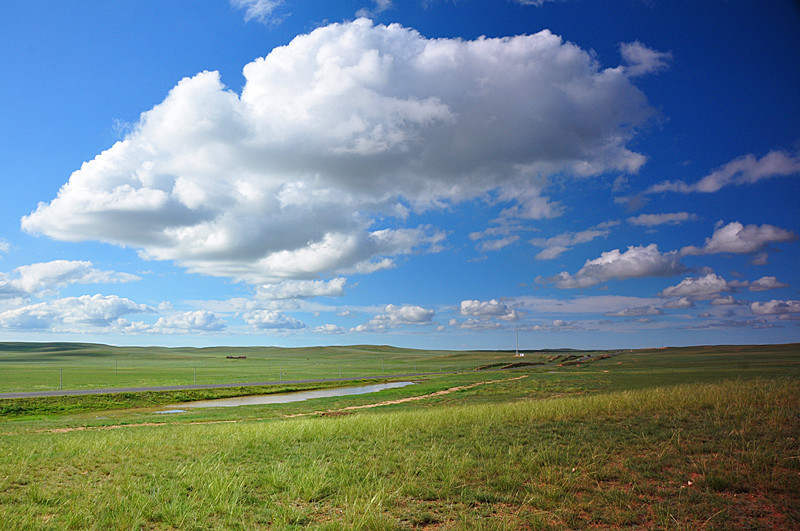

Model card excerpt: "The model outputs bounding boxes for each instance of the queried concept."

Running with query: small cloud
[356,0,393,18]
[605,305,663,317]
[352,303,434,332]
[154,310,227,333]
[450,318,503,331]
[527,319,581,332]
[620,41,672,77]
[459,299,521,321]
[312,323,345,334]
[530,223,617,260]
[685,318,775,330]
[478,235,520,253]
[646,149,800,194]
[627,212,698,227]
[231,0,286,24]
[663,297,694,309]
[242,309,305,330]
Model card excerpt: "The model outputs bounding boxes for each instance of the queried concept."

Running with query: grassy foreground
[0,344,798,529]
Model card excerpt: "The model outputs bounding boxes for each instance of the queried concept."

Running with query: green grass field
[0,342,571,392]
[0,342,798,529]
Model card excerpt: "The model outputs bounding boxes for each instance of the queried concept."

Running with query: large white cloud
[681,221,796,256]
[660,274,723,300]
[256,278,347,300]
[750,299,800,316]
[659,273,733,301]
[0,295,153,330]
[153,310,227,333]
[544,244,684,289]
[22,20,658,288]
[0,260,139,299]
[748,276,789,292]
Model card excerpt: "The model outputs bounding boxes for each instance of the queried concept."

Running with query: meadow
[0,343,550,393]
[0,342,798,529]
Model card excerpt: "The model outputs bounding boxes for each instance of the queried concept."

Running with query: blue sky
[1,0,799,350]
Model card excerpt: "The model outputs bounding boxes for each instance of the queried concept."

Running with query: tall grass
[1,377,797,529]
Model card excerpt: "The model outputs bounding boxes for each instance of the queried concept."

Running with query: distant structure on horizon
[514,328,524,357]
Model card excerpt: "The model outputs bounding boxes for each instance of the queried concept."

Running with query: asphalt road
[0,373,443,399]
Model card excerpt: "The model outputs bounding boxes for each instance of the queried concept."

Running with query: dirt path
[33,375,528,433]
[284,375,529,417]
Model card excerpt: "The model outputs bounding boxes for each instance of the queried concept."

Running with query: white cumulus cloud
[681,221,796,256]
[750,299,800,316]
[748,276,789,292]
[0,295,153,330]
[153,310,227,333]
[352,303,434,332]
[545,244,683,289]
[459,299,520,321]
[256,278,347,300]
[242,309,306,330]
[22,20,659,288]
[659,273,733,301]
[0,260,139,299]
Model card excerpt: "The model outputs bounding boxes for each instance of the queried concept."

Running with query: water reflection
[166,381,415,409]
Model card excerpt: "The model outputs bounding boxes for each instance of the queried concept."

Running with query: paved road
[0,373,444,399]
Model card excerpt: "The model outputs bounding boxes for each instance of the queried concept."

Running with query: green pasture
[0,342,798,529]
[0,343,570,393]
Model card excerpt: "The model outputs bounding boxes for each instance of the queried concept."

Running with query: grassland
[0,343,558,393]
[0,342,798,529]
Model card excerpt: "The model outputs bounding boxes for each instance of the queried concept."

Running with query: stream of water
[159,381,415,412]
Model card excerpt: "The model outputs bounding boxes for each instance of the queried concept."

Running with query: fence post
[60,368,63,391]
